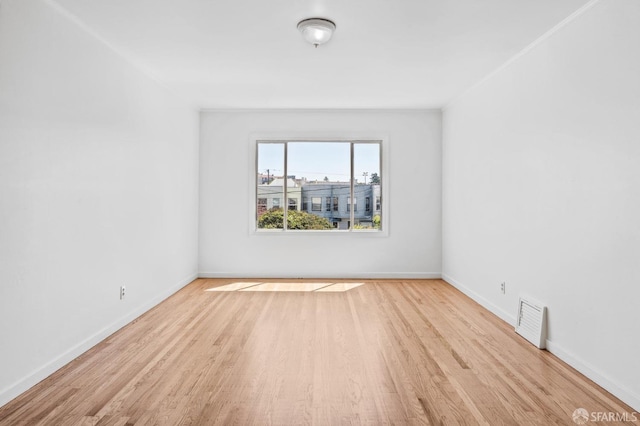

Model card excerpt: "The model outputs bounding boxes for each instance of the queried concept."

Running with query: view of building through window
[256,141,382,231]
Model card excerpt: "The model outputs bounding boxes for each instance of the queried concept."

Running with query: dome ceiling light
[297,18,336,48]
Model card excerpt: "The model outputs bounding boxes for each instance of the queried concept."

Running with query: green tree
[258,208,333,230]
[370,172,380,185]
[352,215,381,230]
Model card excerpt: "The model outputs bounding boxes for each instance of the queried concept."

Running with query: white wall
[199,110,441,278]
[0,0,199,406]
[443,0,640,410]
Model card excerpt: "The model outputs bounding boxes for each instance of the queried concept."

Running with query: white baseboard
[441,273,640,412]
[198,272,443,279]
[0,272,198,408]
[545,340,640,412]
[442,273,516,326]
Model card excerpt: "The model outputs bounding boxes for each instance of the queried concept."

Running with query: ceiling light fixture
[297,18,336,48]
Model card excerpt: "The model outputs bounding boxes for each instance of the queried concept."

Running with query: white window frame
[250,135,389,236]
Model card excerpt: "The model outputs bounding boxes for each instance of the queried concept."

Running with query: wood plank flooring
[0,279,636,425]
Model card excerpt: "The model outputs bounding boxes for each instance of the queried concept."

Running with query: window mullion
[283,142,288,231]
[350,142,354,231]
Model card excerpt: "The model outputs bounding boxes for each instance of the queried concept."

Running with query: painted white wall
[199,110,441,278]
[442,0,640,410]
[0,0,199,406]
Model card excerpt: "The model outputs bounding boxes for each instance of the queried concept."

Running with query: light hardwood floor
[0,279,636,425]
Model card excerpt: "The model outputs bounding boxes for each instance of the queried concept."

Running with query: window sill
[252,228,388,237]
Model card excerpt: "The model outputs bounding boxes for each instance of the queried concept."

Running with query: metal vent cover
[515,297,547,349]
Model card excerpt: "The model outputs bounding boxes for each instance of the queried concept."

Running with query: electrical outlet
[120,285,126,300]
[500,282,506,294]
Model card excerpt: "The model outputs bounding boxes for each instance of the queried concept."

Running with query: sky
[258,141,381,183]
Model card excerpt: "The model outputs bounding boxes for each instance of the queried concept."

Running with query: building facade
[258,179,381,230]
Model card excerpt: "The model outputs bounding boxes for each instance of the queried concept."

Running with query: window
[257,143,285,228]
[256,140,382,231]
[311,197,322,211]
[376,196,381,211]
[257,198,267,216]
[347,196,357,212]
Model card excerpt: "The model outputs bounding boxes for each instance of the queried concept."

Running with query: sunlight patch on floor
[314,282,364,292]
[205,282,365,292]
[205,282,262,291]
[240,282,334,292]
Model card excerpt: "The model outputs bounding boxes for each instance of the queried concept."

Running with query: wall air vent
[515,297,547,349]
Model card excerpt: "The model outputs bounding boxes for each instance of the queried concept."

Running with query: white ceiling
[52,0,591,109]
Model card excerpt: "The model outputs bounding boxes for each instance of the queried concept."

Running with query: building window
[256,140,382,231]
[347,196,357,212]
[258,198,267,215]
[311,197,322,211]
[376,196,381,211]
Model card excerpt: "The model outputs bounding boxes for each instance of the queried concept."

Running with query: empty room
[1,0,639,424]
